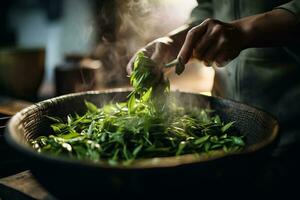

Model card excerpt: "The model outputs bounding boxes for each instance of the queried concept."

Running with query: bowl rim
[5,88,280,170]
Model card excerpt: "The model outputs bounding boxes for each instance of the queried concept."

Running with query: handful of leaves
[31,52,245,165]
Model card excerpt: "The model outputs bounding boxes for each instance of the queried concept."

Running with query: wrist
[231,19,254,50]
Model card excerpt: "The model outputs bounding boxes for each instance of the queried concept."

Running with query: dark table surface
[0,96,53,200]
[0,97,31,179]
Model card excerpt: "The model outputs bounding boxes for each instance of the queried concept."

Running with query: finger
[143,45,153,58]
[201,38,223,66]
[126,55,135,75]
[151,43,172,77]
[192,31,211,61]
[202,47,219,67]
[193,23,223,62]
[151,42,170,64]
[178,20,209,64]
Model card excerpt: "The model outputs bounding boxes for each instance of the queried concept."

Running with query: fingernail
[175,57,185,75]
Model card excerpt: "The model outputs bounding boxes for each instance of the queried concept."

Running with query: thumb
[151,42,170,65]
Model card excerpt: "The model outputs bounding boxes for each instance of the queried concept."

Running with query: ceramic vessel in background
[55,55,103,96]
[0,48,45,101]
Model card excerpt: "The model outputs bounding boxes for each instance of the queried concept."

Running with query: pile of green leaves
[30,52,245,165]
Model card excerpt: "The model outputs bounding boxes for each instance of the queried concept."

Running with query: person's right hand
[178,18,247,67]
[126,37,177,75]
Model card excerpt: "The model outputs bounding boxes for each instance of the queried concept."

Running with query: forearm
[233,9,300,49]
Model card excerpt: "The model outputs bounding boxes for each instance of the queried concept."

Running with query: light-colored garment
[190,0,300,147]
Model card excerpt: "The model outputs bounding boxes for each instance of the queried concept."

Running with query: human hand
[126,37,178,75]
[178,18,247,67]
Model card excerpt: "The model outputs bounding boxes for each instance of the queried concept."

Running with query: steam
[92,0,167,87]
[91,0,196,89]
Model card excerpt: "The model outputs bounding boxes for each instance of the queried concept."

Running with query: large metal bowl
[5,89,279,199]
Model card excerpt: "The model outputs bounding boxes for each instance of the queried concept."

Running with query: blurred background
[0,0,214,114]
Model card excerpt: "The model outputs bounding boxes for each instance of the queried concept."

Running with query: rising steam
[90,0,197,89]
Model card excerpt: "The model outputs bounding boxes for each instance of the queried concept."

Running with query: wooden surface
[0,99,31,116]
[0,171,53,200]
[0,98,37,199]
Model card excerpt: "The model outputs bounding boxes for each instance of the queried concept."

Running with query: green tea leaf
[204,142,211,152]
[194,135,210,145]
[231,136,245,146]
[176,141,186,156]
[85,101,98,113]
[133,144,143,157]
[221,121,235,133]
[46,116,62,123]
[87,121,95,135]
[141,88,152,102]
[127,95,136,114]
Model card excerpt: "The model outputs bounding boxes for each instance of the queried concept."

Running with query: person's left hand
[178,18,247,67]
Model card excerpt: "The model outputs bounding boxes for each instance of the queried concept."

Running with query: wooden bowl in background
[0,48,45,101]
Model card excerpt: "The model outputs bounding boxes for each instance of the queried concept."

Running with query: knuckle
[211,24,223,34]
[203,18,214,24]
[216,36,229,49]
[207,32,218,41]
[221,35,229,43]
[187,28,197,37]
[204,18,219,26]
[207,26,223,41]
[219,37,228,47]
